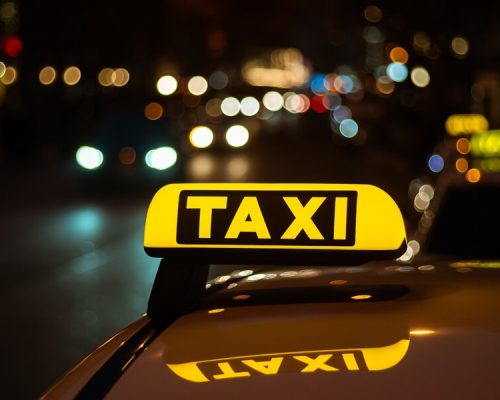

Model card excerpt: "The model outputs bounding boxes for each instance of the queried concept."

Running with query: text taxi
[42,183,500,400]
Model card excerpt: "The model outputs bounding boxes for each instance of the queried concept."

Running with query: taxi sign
[144,183,406,264]
[445,114,489,136]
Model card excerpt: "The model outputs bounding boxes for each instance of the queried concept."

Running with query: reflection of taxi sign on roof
[166,340,410,382]
[144,183,406,264]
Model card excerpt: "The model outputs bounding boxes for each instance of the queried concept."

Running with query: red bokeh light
[310,95,328,113]
[4,36,23,57]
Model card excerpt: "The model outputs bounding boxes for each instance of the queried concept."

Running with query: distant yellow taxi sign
[144,184,406,264]
[445,114,489,136]
[471,130,500,157]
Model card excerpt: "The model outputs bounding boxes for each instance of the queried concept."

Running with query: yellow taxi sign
[470,130,500,157]
[144,183,406,264]
[445,114,489,136]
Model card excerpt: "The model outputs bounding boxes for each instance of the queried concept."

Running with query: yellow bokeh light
[1,66,17,85]
[351,294,372,300]
[98,68,114,86]
[376,78,395,95]
[39,66,57,85]
[226,125,249,147]
[451,36,469,57]
[363,5,382,23]
[157,75,178,96]
[411,67,430,88]
[456,138,471,154]
[208,308,225,314]
[63,66,81,86]
[455,158,468,173]
[187,76,208,96]
[413,32,431,54]
[0,61,7,78]
[445,114,489,136]
[189,126,214,149]
[144,102,163,121]
[389,47,409,64]
[113,68,130,87]
[465,168,481,183]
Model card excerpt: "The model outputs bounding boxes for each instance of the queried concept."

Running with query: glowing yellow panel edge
[144,183,406,252]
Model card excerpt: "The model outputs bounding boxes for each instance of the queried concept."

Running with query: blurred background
[1,0,500,398]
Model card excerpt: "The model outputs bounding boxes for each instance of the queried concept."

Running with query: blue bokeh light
[428,154,444,173]
[387,62,408,82]
[310,73,327,94]
[339,119,359,138]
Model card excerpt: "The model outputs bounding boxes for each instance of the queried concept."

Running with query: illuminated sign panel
[166,340,410,382]
[144,184,406,263]
[177,190,357,246]
[445,114,489,136]
[471,130,500,157]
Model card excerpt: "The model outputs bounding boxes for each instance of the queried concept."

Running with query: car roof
[103,259,500,399]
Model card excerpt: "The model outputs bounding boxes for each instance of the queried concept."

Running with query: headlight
[145,147,177,170]
[76,146,104,170]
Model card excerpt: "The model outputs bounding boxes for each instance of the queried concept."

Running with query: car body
[42,258,500,399]
[74,113,182,193]
[41,183,500,399]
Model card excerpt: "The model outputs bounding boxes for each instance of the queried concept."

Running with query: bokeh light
[4,36,22,57]
[112,68,129,87]
[322,94,342,110]
[389,47,409,64]
[363,26,383,43]
[205,98,223,117]
[98,68,114,87]
[227,156,249,179]
[411,67,430,88]
[0,61,5,78]
[428,154,444,173]
[456,138,471,154]
[445,114,489,135]
[226,125,249,147]
[240,96,260,116]
[39,66,57,85]
[188,154,215,180]
[339,119,359,138]
[332,105,352,122]
[221,97,240,116]
[386,62,408,82]
[262,91,284,111]
[376,77,395,94]
[187,76,208,96]
[189,126,214,148]
[351,294,372,301]
[63,66,81,85]
[118,147,136,165]
[334,75,354,94]
[156,75,178,95]
[363,5,382,23]
[209,71,228,90]
[144,102,163,120]
[0,66,16,85]
[465,168,481,183]
[451,36,469,57]
[145,147,177,170]
[455,158,468,173]
[310,73,327,94]
[413,32,431,54]
[76,146,103,170]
